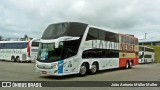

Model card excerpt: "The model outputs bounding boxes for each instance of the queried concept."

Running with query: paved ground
[0,60,160,90]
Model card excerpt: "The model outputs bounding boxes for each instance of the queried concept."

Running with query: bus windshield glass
[37,43,61,62]
[41,22,87,39]
[37,40,79,62]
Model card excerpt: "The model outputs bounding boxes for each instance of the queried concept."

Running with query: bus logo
[2,82,11,87]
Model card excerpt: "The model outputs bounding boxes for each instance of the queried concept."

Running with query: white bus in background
[0,39,39,63]
[36,22,139,76]
[139,45,155,64]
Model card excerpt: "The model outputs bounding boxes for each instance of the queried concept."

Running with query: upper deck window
[42,22,88,39]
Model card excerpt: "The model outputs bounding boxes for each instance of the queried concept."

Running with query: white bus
[36,22,139,76]
[0,39,39,62]
[139,45,155,63]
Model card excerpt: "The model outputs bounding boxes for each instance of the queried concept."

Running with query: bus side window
[86,28,98,41]
[98,30,105,41]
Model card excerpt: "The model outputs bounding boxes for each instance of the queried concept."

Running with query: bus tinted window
[23,43,28,48]
[32,42,39,47]
[0,44,3,49]
[139,46,144,51]
[86,28,99,40]
[18,43,27,49]
[98,30,105,41]
[42,22,87,39]
[13,43,18,49]
[145,47,154,52]
[144,55,152,58]
[0,43,28,49]
[105,32,118,42]
[67,23,87,37]
[5,43,12,49]
[82,49,119,58]
[86,28,119,42]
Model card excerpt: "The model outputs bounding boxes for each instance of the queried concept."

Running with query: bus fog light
[54,70,58,73]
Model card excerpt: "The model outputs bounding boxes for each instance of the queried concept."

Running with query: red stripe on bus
[119,58,138,68]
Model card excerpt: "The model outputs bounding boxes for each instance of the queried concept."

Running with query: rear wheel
[125,61,130,69]
[79,63,88,76]
[129,61,133,69]
[11,57,16,62]
[16,57,20,63]
[90,62,98,74]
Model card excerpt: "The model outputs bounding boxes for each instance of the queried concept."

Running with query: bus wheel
[125,61,130,69]
[16,57,20,63]
[90,62,98,74]
[129,61,133,69]
[79,63,88,76]
[11,57,16,62]
[28,61,31,63]
[151,59,154,63]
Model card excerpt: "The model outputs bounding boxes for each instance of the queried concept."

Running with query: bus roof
[0,41,28,43]
[42,22,137,40]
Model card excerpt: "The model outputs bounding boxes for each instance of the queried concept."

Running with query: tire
[90,62,98,74]
[28,60,31,63]
[16,57,20,63]
[151,59,154,63]
[79,63,88,76]
[11,57,16,62]
[125,61,130,69]
[129,61,133,69]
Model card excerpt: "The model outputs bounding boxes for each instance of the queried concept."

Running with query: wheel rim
[91,65,97,73]
[80,65,87,75]
[130,62,132,67]
[17,58,20,62]
[126,62,129,68]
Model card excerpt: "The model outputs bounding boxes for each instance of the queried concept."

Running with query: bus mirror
[59,42,63,48]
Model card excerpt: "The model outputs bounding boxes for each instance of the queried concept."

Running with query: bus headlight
[51,64,58,68]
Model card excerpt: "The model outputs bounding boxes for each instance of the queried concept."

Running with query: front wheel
[79,63,88,76]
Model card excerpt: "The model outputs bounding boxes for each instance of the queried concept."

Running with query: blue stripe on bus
[58,60,64,74]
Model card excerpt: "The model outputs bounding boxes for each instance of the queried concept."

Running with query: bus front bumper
[35,66,63,76]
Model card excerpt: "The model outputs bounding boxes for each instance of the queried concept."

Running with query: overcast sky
[0,0,160,39]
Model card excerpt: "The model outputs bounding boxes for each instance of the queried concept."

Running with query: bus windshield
[139,51,144,59]
[37,40,79,62]
[41,22,87,39]
[37,43,61,62]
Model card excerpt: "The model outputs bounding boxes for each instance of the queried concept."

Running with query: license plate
[42,71,47,74]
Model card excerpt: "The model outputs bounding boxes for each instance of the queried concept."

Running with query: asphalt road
[0,60,160,90]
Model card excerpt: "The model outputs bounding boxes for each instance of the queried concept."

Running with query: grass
[146,45,160,63]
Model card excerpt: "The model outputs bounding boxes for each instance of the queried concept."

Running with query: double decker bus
[36,22,139,76]
[139,45,155,63]
[0,39,39,62]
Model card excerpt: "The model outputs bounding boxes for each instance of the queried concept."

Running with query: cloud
[0,0,160,39]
